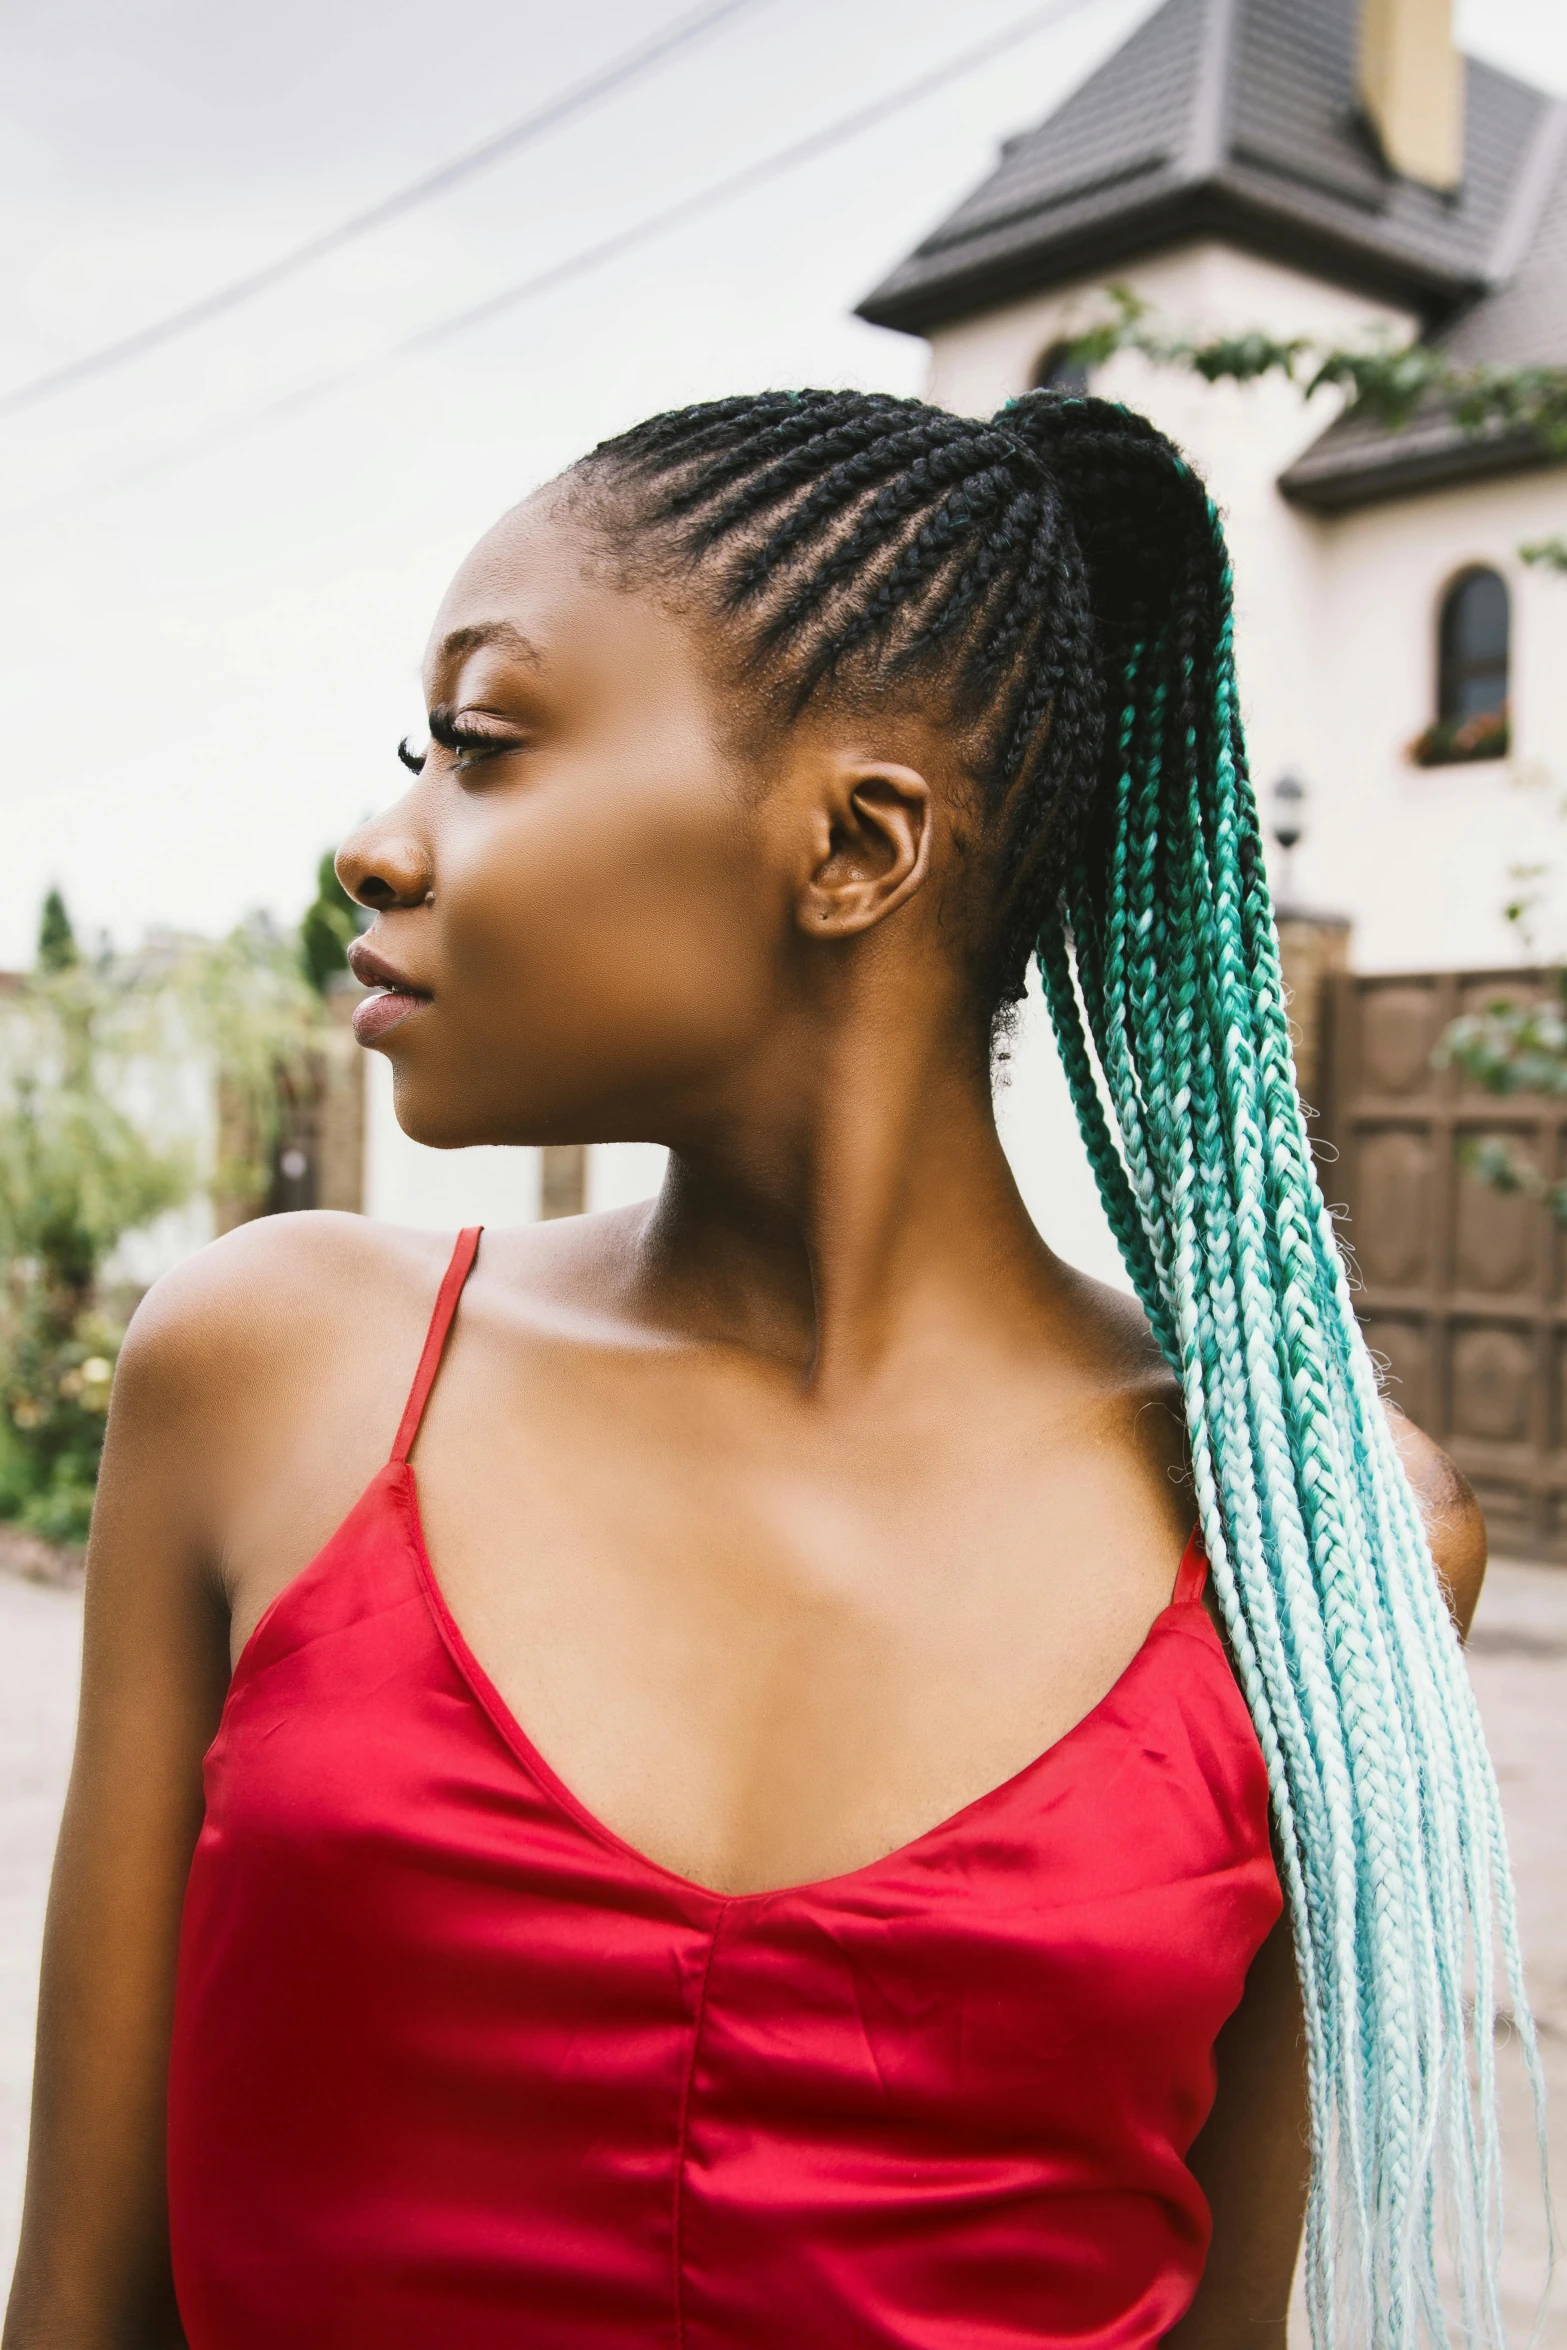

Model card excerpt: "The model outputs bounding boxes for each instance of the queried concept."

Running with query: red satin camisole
[167,1227,1281,2348]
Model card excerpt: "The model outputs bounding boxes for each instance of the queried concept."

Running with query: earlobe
[798,761,933,940]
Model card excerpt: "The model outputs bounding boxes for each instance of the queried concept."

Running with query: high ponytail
[580,385,1547,2344]
[1012,395,1545,2347]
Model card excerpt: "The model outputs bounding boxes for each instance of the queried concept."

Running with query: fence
[1318,966,1567,1563]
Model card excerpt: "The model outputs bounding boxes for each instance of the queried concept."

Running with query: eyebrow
[437,620,545,667]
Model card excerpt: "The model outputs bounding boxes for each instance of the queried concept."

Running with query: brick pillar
[540,1143,589,1220]
[1275,909,1352,1117]
[316,985,366,1215]
[216,984,366,1227]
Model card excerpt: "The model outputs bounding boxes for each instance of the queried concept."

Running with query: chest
[398,1340,1193,1896]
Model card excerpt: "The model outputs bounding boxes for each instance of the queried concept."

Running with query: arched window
[1437,566,1509,724]
[1031,340,1088,395]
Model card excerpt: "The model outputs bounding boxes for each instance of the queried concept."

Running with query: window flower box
[1407,707,1510,767]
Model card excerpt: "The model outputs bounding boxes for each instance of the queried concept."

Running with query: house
[857,0,1567,980]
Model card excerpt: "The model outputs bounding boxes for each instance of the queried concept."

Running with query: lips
[351,988,429,1044]
[347,938,433,1047]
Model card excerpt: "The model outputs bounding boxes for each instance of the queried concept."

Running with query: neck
[629,998,1064,1394]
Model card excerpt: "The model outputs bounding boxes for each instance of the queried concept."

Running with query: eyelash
[398,713,517,776]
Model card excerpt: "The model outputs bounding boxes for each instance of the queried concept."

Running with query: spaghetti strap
[390,1227,483,1464]
[1172,1526,1208,1607]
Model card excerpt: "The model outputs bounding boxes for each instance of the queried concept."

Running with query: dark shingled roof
[1281,97,1567,508]
[859,0,1567,509]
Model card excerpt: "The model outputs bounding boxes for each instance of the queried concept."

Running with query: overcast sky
[4,0,1566,970]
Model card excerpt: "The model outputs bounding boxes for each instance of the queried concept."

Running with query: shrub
[0,1296,124,1543]
[0,894,332,1548]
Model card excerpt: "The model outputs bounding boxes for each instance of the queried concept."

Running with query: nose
[336,812,433,913]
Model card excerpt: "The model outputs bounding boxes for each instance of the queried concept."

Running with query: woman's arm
[1166,1412,1489,2348]
[3,1213,427,2349]
[2,1278,236,2349]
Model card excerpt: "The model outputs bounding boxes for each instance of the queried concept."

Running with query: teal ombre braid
[1042,504,1544,2345]
[582,385,1547,2343]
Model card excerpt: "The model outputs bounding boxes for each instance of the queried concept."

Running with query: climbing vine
[1059,285,1567,448]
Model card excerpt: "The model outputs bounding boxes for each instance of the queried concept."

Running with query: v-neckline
[394,1460,1211,1910]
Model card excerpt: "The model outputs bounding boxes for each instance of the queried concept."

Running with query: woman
[4,390,1535,2349]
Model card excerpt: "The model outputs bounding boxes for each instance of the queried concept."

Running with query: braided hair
[574,386,1543,2346]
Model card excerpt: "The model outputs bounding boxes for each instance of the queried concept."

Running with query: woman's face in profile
[337,490,794,1153]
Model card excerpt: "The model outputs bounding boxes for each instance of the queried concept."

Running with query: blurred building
[860,0,1567,974]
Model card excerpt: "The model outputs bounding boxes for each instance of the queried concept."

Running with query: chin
[389,1068,604,1155]
[388,1072,509,1153]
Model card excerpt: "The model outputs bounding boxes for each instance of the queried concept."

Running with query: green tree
[300,847,364,995]
[0,1077,189,1542]
[0,898,335,1543]
[36,887,78,975]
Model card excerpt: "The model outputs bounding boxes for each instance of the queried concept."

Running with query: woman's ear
[797,758,933,938]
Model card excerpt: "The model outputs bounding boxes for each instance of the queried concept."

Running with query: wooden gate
[1318,967,1567,1563]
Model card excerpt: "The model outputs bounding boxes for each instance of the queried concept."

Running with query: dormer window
[1439,567,1509,721]
[1409,567,1510,765]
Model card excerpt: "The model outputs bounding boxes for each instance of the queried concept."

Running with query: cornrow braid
[576,386,1545,2344]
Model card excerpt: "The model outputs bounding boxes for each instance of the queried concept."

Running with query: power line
[7,0,1107,530]
[0,0,770,419]
[401,0,1105,360]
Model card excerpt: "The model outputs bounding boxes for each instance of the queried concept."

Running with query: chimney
[1359,0,1464,191]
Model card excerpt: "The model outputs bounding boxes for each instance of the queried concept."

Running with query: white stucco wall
[1304,476,1567,970]
[588,1142,669,1213]
[99,1035,218,1291]
[993,969,1130,1290]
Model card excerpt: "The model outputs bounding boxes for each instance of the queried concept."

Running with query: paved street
[0,1571,82,2300]
[1462,1560,1567,2344]
[1,1561,1563,2333]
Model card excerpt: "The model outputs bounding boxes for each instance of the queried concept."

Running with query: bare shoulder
[116,1201,661,1441]
[107,1215,459,1565]
[98,1216,478,1633]
[1045,1264,1191,1507]
[1044,1272,1487,1637]
[126,1208,448,1339]
[119,1211,449,1406]
[1383,1403,1488,1638]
